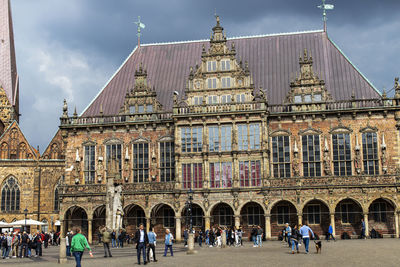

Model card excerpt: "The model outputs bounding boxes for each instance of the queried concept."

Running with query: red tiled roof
[0,0,18,107]
[82,30,380,117]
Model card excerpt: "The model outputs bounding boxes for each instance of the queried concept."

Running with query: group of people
[97,227,128,247]
[0,230,59,259]
[280,222,317,254]
[185,226,244,248]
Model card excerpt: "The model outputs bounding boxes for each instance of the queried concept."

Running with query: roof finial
[317,0,334,33]
[134,16,146,47]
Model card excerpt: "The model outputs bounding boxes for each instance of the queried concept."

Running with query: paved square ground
[1,239,399,267]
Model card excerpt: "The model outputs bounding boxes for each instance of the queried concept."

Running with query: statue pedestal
[186,233,197,254]
[221,231,227,248]
[58,237,67,264]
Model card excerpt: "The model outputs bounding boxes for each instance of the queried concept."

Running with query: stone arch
[208,201,236,217]
[267,199,298,214]
[302,199,330,237]
[64,205,88,236]
[333,197,364,213]
[240,201,266,238]
[334,198,363,238]
[92,205,106,242]
[150,203,176,237]
[123,204,146,234]
[368,198,396,236]
[178,201,205,215]
[270,200,298,238]
[367,197,397,212]
[301,198,332,214]
[210,202,234,227]
[238,200,267,215]
[181,203,205,231]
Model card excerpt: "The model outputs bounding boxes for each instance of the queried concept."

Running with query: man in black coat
[134,224,149,265]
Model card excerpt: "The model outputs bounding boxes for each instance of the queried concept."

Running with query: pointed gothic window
[0,142,8,159]
[50,143,59,159]
[54,185,60,211]
[1,177,20,212]
[10,128,18,157]
[18,143,27,159]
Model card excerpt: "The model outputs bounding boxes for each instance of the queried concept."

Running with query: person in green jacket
[70,228,92,267]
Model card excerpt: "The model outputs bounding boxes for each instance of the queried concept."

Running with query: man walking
[326,224,335,241]
[70,228,92,267]
[299,223,314,254]
[101,227,112,258]
[134,223,148,265]
[163,229,173,257]
[147,227,157,263]
[66,230,73,257]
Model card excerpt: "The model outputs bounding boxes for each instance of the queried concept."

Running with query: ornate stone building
[0,0,63,231]
[58,16,400,242]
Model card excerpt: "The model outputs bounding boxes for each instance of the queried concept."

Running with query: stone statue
[113,184,123,230]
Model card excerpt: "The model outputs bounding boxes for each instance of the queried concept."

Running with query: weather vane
[135,16,146,47]
[317,0,334,32]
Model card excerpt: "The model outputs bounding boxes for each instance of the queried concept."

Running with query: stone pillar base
[58,237,67,264]
[186,233,197,254]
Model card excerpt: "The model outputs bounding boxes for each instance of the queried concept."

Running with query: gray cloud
[10,0,400,150]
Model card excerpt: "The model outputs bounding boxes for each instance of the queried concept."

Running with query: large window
[208,125,232,152]
[277,205,290,225]
[1,177,20,212]
[370,202,387,222]
[271,136,291,178]
[163,207,175,228]
[207,61,217,71]
[207,78,217,89]
[362,132,379,175]
[182,163,203,189]
[239,160,261,187]
[242,205,263,226]
[184,206,203,227]
[133,143,149,183]
[106,144,122,175]
[210,162,232,188]
[238,124,260,150]
[332,134,352,176]
[340,203,355,224]
[84,145,96,184]
[221,60,231,71]
[221,77,231,88]
[181,127,202,153]
[160,142,175,182]
[306,205,321,224]
[302,135,321,177]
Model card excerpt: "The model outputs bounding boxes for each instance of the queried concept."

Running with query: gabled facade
[57,16,400,244]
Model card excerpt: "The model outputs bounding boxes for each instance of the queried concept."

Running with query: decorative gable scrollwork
[119,63,163,116]
[286,49,332,110]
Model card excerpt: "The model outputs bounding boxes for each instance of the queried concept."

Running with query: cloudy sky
[10,0,400,150]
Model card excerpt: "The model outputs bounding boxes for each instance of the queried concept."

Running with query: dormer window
[207,78,217,89]
[146,104,153,112]
[207,61,217,72]
[221,60,230,71]
[314,94,322,101]
[138,105,144,113]
[221,77,231,88]
[129,105,136,113]
[294,95,302,103]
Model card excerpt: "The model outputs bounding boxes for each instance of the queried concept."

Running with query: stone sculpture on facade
[354,135,362,174]
[292,139,300,176]
[106,156,124,231]
[323,137,332,176]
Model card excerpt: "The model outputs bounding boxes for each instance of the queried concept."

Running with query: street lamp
[24,208,28,232]
[186,188,197,254]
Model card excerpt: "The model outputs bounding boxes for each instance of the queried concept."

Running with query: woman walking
[70,228,92,267]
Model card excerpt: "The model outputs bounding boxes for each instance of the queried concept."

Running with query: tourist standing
[299,223,314,254]
[70,228,92,267]
[361,218,366,239]
[11,232,19,258]
[183,229,188,247]
[34,231,43,257]
[147,227,157,262]
[134,223,148,265]
[19,231,29,258]
[66,231,73,257]
[198,229,203,247]
[256,226,263,247]
[118,229,125,248]
[111,230,117,248]
[101,227,112,258]
[326,224,335,241]
[251,226,257,247]
[164,228,174,257]
[285,223,292,247]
